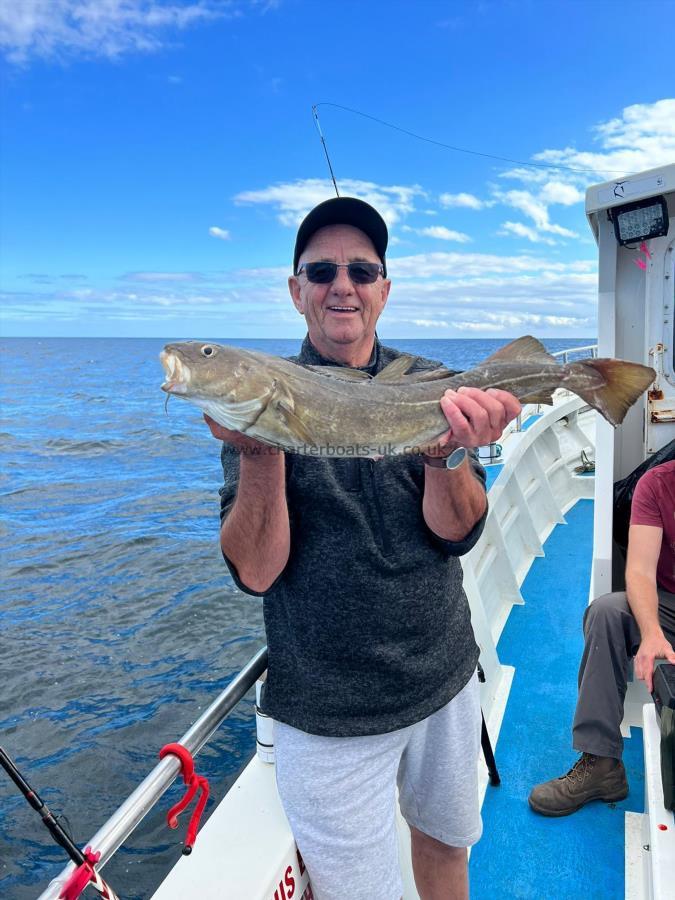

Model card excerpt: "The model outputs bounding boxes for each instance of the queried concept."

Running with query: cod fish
[160,336,655,456]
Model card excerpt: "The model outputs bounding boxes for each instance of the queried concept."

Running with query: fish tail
[562,359,655,426]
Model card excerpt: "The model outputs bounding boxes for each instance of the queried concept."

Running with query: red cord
[159,743,210,854]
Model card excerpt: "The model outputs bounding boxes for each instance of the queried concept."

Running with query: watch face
[445,447,468,470]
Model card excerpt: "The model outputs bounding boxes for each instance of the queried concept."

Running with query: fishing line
[54,812,74,841]
[313,102,628,177]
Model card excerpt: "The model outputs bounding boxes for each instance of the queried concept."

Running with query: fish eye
[200,345,216,357]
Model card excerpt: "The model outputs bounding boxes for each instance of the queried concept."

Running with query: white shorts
[274,672,482,900]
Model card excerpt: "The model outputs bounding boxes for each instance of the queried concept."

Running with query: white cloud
[234,178,425,229]
[234,99,673,255]
[388,250,593,279]
[378,248,598,336]
[545,316,582,327]
[491,99,674,246]
[439,192,490,210]
[500,190,578,240]
[499,100,675,186]
[539,181,584,206]
[209,226,231,241]
[534,98,675,178]
[412,318,449,328]
[3,247,598,336]
[498,222,556,245]
[449,312,593,332]
[0,0,243,65]
[229,264,290,281]
[122,271,201,282]
[418,226,471,243]
[452,322,497,332]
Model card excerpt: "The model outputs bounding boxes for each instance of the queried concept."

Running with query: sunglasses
[297,261,385,284]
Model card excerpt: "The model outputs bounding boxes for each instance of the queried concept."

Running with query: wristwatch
[423,447,468,470]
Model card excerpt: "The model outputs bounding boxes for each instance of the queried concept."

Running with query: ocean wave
[43,437,127,455]
[72,392,108,403]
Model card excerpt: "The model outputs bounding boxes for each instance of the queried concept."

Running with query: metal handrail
[551,343,598,363]
[39,645,268,899]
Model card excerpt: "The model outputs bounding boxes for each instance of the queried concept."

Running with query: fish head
[163,341,241,393]
[160,341,273,406]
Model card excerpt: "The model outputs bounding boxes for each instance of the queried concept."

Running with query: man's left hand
[634,633,675,693]
[431,387,522,454]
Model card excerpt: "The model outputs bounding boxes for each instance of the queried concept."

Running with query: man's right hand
[203,414,280,457]
[634,632,675,693]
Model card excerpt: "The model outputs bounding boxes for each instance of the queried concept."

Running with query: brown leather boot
[528,753,628,817]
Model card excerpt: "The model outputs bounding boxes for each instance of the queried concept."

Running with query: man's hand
[203,414,279,457]
[427,387,522,456]
[634,633,675,693]
[626,523,672,693]
[207,413,289,592]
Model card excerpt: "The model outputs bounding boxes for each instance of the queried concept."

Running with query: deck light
[611,196,669,246]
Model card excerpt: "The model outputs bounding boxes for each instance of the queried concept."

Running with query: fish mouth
[160,350,189,394]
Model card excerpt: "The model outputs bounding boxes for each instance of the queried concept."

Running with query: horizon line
[0,334,598,341]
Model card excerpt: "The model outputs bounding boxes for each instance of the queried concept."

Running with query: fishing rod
[312,105,340,197]
[0,746,119,900]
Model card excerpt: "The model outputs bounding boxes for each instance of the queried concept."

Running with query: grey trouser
[572,589,675,759]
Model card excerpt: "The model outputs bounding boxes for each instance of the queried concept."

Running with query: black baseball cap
[293,197,388,276]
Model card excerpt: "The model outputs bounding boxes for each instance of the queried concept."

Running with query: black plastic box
[652,664,675,811]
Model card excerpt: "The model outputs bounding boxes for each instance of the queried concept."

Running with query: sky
[1,0,674,340]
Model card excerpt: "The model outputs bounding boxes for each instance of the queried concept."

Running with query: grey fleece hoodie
[219,336,486,736]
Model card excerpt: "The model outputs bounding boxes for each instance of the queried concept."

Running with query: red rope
[159,743,210,855]
[58,847,101,900]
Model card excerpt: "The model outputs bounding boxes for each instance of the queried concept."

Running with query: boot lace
[563,753,595,786]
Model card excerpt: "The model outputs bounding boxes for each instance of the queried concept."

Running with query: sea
[0,336,595,899]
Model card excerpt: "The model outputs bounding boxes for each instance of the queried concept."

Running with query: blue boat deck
[469,499,645,899]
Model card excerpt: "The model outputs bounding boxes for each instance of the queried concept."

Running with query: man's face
[288,224,391,364]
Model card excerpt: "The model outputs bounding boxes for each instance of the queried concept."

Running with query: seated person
[529,460,675,816]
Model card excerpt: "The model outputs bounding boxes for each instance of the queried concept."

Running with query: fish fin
[518,390,556,405]
[563,359,655,427]
[304,365,372,381]
[483,335,556,365]
[272,394,318,446]
[304,356,437,384]
[399,365,457,382]
[375,359,460,383]
[372,355,417,382]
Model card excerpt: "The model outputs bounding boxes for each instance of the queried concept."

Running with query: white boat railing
[463,394,595,758]
[39,647,268,900]
[552,343,598,364]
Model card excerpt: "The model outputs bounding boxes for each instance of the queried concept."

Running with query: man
[529,460,675,817]
[205,197,521,899]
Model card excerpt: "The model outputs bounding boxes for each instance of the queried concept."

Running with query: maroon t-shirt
[630,460,675,593]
